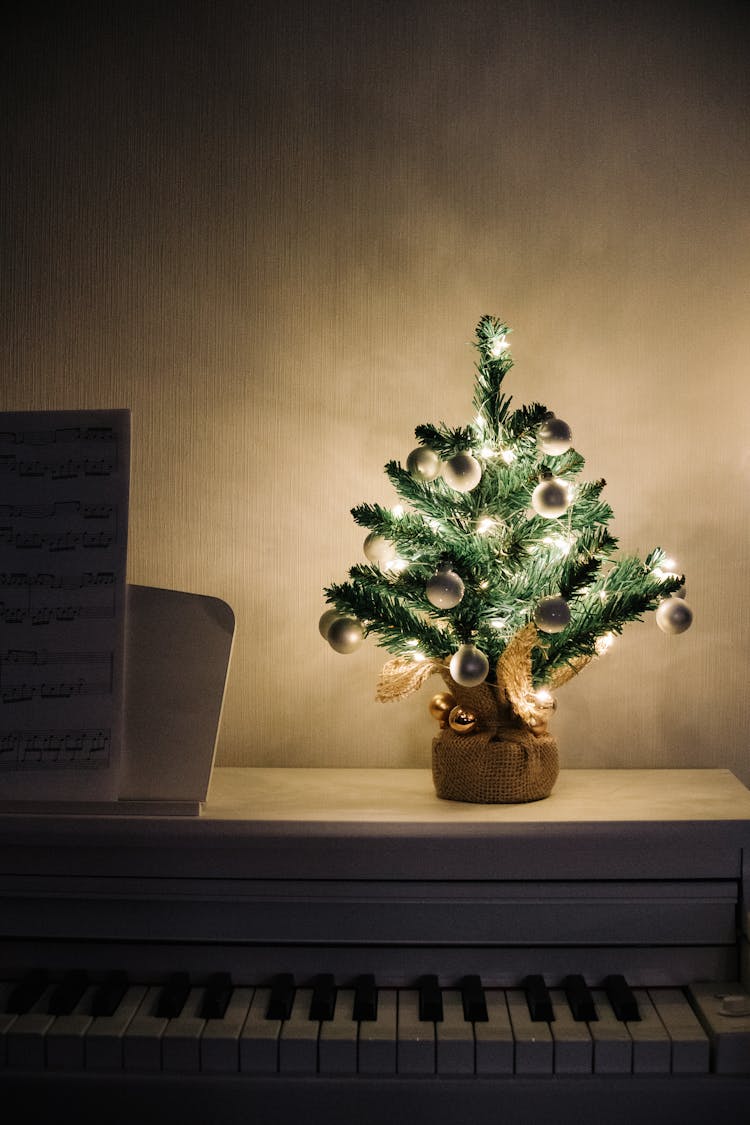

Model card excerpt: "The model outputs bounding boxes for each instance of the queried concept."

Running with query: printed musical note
[0,409,129,801]
[0,728,110,769]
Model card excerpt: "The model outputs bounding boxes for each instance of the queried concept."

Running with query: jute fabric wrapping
[432,672,558,804]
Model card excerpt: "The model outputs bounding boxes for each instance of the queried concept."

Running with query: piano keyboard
[2,968,748,1077]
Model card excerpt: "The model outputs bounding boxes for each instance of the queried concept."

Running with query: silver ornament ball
[442,452,482,493]
[406,447,441,482]
[534,595,571,634]
[538,416,573,456]
[531,477,570,519]
[426,568,465,610]
[656,598,693,635]
[449,643,490,687]
[363,532,396,566]
[327,616,365,654]
[318,608,340,639]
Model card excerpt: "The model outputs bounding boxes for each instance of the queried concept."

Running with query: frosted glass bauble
[363,532,396,566]
[656,598,693,635]
[534,595,571,634]
[531,478,570,519]
[406,447,441,482]
[443,452,482,493]
[318,608,340,639]
[449,643,489,687]
[426,569,465,610]
[538,416,573,456]
[327,617,364,653]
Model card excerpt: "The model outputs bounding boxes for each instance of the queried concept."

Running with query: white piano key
[506,989,553,1074]
[397,989,435,1074]
[5,985,57,1070]
[0,982,20,1068]
[357,988,397,1075]
[474,990,514,1075]
[278,988,317,1074]
[86,984,147,1071]
[649,988,709,1073]
[122,986,168,1072]
[589,990,632,1073]
[318,989,357,1074]
[201,986,253,1074]
[161,987,206,1073]
[436,989,474,1075]
[688,981,750,1074]
[627,989,671,1073]
[549,988,593,1074]
[239,988,280,1073]
[45,984,98,1071]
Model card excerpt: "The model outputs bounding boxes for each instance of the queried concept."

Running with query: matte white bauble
[449,643,490,687]
[318,608,340,639]
[443,452,482,493]
[534,595,571,634]
[363,532,396,566]
[531,478,570,519]
[327,617,364,653]
[656,598,693,635]
[538,416,573,456]
[426,569,465,610]
[406,447,441,482]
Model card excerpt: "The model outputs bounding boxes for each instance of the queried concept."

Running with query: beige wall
[2,2,749,780]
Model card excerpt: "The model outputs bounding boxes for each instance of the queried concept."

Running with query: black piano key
[48,970,89,1016]
[156,971,191,1018]
[523,974,555,1022]
[460,974,488,1023]
[7,969,48,1014]
[352,973,378,1022]
[309,973,337,1022]
[266,973,295,1021]
[200,972,233,1020]
[418,974,443,1023]
[91,971,129,1018]
[604,974,641,1022]
[563,974,598,1022]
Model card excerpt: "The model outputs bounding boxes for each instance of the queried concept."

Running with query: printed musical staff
[0,728,110,769]
[0,571,116,625]
[0,409,129,801]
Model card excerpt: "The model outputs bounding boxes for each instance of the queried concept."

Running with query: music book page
[0,410,130,801]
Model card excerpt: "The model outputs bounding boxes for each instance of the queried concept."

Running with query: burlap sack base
[431,676,559,804]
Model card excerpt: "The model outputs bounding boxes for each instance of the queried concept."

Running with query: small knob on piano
[719,994,750,1017]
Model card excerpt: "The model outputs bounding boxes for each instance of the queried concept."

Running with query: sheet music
[0,410,129,800]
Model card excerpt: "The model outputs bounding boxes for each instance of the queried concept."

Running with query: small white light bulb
[595,632,615,656]
[500,449,516,464]
[488,334,508,357]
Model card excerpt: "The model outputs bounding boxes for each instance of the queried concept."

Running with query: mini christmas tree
[320,316,692,803]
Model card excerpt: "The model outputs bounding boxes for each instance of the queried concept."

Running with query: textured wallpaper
[2,1,749,779]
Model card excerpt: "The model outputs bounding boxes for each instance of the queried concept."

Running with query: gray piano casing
[1,767,750,983]
[2,768,750,1124]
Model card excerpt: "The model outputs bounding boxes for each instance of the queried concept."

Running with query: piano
[2,766,750,1124]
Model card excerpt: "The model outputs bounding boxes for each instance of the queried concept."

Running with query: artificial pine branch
[321,318,691,701]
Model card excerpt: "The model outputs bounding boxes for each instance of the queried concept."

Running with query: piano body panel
[2,768,750,1122]
[0,875,739,947]
[4,1073,750,1125]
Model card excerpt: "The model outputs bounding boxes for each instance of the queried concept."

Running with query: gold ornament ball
[429,692,456,727]
[448,705,478,734]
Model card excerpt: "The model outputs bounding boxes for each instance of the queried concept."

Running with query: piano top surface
[204,767,750,825]
[1,769,750,882]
